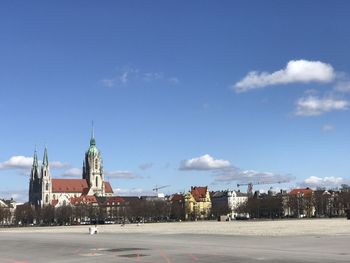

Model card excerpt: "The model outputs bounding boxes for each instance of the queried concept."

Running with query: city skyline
[1,1,350,202]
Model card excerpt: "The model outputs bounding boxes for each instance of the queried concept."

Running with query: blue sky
[1,1,350,202]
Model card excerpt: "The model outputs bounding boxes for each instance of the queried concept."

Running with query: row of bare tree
[236,189,350,219]
[9,198,185,226]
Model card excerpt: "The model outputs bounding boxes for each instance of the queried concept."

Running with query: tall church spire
[90,121,96,146]
[43,146,48,166]
[33,146,38,168]
[83,123,105,196]
[29,146,40,206]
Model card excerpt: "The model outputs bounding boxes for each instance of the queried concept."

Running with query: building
[28,127,114,207]
[286,188,315,218]
[184,186,211,220]
[211,190,248,219]
[0,199,16,225]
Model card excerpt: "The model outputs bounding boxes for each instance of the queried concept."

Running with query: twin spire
[43,146,48,166]
[32,146,49,168]
[33,146,38,168]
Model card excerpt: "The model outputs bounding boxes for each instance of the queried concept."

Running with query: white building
[211,190,248,218]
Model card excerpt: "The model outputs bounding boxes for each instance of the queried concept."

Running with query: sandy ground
[1,218,349,236]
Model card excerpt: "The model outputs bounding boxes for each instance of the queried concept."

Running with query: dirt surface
[2,218,349,236]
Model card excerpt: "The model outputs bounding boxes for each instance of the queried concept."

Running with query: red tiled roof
[171,194,184,202]
[289,188,313,196]
[52,179,88,193]
[104,181,113,193]
[81,187,90,195]
[191,186,208,202]
[70,195,97,205]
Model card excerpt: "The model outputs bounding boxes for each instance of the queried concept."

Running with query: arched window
[95,159,98,170]
[46,183,49,191]
[96,177,98,187]
[45,194,49,203]
[44,170,47,177]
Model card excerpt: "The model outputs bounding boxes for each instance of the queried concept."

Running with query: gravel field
[1,218,349,236]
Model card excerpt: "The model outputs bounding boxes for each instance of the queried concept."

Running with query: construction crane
[152,185,171,194]
[237,180,289,196]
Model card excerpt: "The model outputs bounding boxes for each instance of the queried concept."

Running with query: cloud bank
[295,95,348,116]
[0,156,33,170]
[0,156,69,171]
[213,167,294,184]
[113,188,153,196]
[234,60,335,92]
[302,176,345,188]
[180,154,293,185]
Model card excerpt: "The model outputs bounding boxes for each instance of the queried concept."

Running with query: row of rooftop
[1,185,350,226]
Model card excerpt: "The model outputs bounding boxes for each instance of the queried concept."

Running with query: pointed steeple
[43,146,48,166]
[33,146,38,168]
[90,121,96,146]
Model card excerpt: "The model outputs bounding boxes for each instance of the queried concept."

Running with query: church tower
[82,125,105,196]
[29,147,41,206]
[41,146,52,206]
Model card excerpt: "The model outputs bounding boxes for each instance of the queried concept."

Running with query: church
[28,128,114,207]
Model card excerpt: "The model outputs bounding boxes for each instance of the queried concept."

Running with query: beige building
[185,186,212,220]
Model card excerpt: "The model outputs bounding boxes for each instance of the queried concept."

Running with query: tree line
[236,188,350,219]
[8,198,185,226]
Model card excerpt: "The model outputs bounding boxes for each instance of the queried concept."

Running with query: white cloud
[0,156,33,170]
[105,170,140,179]
[322,124,335,132]
[61,168,81,178]
[302,176,345,188]
[214,167,294,184]
[234,60,335,92]
[0,156,70,171]
[295,95,348,116]
[0,189,27,203]
[180,154,231,171]
[113,188,152,196]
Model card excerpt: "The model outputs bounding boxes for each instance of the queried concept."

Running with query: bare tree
[15,203,35,225]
